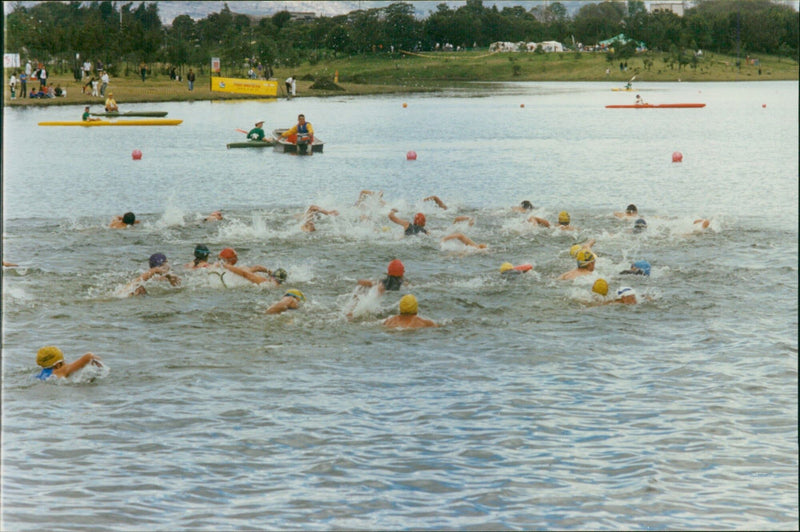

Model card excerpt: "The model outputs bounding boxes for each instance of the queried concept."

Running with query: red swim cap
[413,213,426,226]
[219,247,237,260]
[387,259,405,277]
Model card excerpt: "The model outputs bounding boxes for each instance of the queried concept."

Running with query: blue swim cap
[149,253,167,268]
[632,260,651,276]
[633,218,647,233]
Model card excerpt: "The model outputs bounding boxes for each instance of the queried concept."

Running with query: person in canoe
[247,120,267,141]
[82,106,101,122]
[105,91,118,112]
[635,94,647,105]
[281,114,314,150]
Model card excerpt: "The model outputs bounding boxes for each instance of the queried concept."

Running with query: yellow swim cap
[558,211,570,224]
[592,278,609,296]
[285,289,305,302]
[500,262,513,273]
[576,250,596,267]
[37,346,64,368]
[399,294,418,315]
[569,244,581,257]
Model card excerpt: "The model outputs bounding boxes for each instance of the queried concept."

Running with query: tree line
[4,0,798,77]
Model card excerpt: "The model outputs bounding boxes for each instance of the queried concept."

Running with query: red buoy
[132,149,143,160]
[520,104,525,108]
[406,151,417,160]
[672,151,683,163]
[762,104,766,108]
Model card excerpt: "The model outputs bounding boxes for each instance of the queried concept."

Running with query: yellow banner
[211,77,278,96]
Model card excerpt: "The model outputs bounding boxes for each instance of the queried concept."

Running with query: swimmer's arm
[223,263,267,284]
[452,216,474,225]
[55,353,102,378]
[424,196,447,210]
[357,279,375,288]
[266,296,297,314]
[388,209,409,229]
[528,216,551,227]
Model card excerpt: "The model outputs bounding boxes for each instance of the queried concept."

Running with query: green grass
[5,50,797,107]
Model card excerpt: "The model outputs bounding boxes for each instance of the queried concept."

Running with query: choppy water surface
[3,81,797,530]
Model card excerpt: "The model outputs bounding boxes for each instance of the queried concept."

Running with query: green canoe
[227,139,276,149]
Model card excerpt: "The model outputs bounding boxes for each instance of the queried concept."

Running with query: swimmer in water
[614,204,639,218]
[109,212,140,228]
[512,200,535,213]
[423,195,448,210]
[355,190,386,206]
[127,253,181,296]
[441,233,487,249]
[529,210,575,230]
[632,218,647,234]
[500,262,532,280]
[204,210,223,222]
[301,205,339,232]
[383,294,437,329]
[357,259,407,295]
[266,289,305,314]
[388,209,429,236]
[569,239,596,259]
[35,346,103,380]
[185,244,212,269]
[217,247,284,286]
[558,249,596,280]
[620,260,651,276]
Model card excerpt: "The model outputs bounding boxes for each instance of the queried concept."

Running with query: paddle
[236,128,248,134]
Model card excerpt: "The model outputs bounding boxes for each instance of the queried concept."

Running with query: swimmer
[109,212,140,228]
[127,253,181,296]
[512,200,535,213]
[357,259,407,295]
[452,216,475,226]
[500,262,532,280]
[555,211,576,231]
[218,247,283,286]
[441,233,487,249]
[301,205,339,232]
[632,218,647,234]
[423,195,448,210]
[185,244,212,269]
[388,209,429,236]
[35,346,103,381]
[592,278,609,297]
[383,294,437,329]
[558,249,596,280]
[620,260,651,276]
[614,204,639,218]
[266,289,305,314]
[569,239,596,258]
[204,210,223,222]
[3,260,19,267]
[527,215,551,227]
[611,286,638,305]
[693,218,710,229]
[355,190,386,206]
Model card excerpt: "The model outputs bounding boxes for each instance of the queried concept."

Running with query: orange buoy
[520,104,525,108]
[132,149,142,160]
[402,103,407,108]
[406,151,417,160]
[672,151,683,163]
[762,104,766,108]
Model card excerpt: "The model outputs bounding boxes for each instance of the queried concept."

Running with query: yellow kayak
[611,88,638,92]
[38,119,183,126]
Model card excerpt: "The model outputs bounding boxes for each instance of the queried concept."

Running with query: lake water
[2,81,798,530]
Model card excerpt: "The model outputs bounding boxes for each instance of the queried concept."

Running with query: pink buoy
[406,150,417,160]
[132,149,143,160]
[762,104,766,108]
[672,151,683,163]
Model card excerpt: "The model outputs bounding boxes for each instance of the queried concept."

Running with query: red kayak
[605,103,706,109]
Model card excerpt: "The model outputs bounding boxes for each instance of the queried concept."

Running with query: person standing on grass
[187,69,196,91]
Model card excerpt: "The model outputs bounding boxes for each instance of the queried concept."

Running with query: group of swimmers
[28,197,712,380]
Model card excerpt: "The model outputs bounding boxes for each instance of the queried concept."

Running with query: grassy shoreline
[5,51,797,108]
